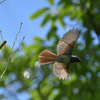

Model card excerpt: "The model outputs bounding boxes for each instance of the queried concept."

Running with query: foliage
[0,0,100,100]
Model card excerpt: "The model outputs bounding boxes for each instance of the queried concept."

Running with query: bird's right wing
[57,28,80,56]
[53,62,69,80]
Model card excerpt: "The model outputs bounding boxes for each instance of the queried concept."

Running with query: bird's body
[38,28,82,80]
[55,55,70,64]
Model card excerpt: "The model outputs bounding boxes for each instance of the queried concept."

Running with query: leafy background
[0,0,100,100]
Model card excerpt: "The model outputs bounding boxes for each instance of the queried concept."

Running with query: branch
[12,22,23,50]
[9,54,28,67]
[0,31,10,56]
[0,22,26,79]
[0,54,28,67]
[0,94,4,99]
[0,40,7,49]
[0,0,5,4]
[11,35,25,60]
[0,57,11,79]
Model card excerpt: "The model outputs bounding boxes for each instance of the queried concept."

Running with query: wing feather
[57,28,80,56]
[53,62,69,80]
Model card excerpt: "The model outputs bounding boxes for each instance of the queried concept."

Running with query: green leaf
[51,18,55,27]
[41,14,51,27]
[30,8,49,19]
[48,0,54,5]
[33,37,44,42]
[47,26,57,39]
[51,17,56,27]
[58,18,66,28]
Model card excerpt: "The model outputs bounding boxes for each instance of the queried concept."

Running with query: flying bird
[38,28,82,80]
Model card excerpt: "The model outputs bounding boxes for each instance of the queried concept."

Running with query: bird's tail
[38,50,57,65]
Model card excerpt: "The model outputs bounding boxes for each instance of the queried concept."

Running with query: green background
[0,0,100,100]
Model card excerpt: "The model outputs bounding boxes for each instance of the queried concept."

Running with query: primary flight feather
[38,28,82,80]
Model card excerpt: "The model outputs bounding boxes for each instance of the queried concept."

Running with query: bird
[38,28,82,80]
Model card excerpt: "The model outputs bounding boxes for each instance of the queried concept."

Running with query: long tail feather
[38,50,56,65]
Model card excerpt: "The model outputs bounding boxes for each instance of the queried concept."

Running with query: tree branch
[0,40,7,49]
[0,0,5,4]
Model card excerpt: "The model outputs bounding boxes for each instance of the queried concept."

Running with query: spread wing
[57,28,80,56]
[53,62,69,80]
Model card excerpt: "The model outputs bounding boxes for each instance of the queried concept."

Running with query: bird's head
[70,55,82,63]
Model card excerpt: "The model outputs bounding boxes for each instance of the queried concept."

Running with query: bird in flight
[38,28,82,80]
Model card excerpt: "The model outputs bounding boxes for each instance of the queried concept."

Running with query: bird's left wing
[57,28,80,56]
[53,62,69,80]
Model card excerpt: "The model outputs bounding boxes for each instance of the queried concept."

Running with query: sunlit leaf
[47,0,54,5]
[58,18,66,28]
[33,37,44,42]
[30,8,49,19]
[41,14,51,27]
[47,26,57,39]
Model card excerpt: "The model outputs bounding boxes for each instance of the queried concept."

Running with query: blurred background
[0,0,100,100]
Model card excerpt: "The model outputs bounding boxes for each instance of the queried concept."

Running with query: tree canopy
[0,0,100,100]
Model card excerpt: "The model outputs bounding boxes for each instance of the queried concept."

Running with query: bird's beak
[79,58,82,62]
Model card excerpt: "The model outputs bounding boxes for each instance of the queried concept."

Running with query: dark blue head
[70,55,82,63]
